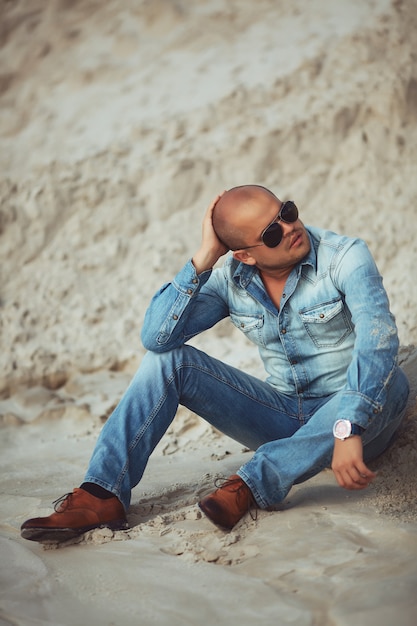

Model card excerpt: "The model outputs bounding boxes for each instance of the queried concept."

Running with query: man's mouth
[290,232,302,248]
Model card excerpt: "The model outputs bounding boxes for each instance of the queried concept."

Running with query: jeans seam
[113,366,180,494]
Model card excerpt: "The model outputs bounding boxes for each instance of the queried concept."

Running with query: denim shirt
[142,226,399,429]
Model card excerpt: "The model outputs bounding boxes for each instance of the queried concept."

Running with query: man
[21,185,409,543]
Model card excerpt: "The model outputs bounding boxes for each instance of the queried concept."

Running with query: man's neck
[259,269,292,310]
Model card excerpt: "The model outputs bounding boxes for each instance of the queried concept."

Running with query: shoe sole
[21,519,129,544]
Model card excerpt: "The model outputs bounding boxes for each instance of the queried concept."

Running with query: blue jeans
[84,346,409,510]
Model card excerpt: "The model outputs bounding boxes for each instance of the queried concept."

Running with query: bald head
[213,185,280,250]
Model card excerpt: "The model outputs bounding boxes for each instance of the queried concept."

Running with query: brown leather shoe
[20,488,128,544]
[198,475,257,530]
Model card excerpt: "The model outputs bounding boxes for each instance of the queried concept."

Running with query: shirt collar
[232,227,317,288]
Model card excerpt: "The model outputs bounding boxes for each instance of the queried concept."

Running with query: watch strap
[350,423,365,436]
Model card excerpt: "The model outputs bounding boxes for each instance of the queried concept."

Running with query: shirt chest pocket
[299,299,353,348]
[230,312,265,346]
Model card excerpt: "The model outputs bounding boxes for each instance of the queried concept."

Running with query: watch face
[333,419,351,439]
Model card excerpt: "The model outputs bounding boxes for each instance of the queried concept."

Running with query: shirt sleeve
[141,259,229,352]
[332,238,399,429]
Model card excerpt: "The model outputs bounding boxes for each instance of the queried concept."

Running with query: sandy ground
[1,1,417,625]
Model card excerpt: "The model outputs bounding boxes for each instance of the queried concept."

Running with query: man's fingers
[335,465,376,490]
[357,462,377,481]
[342,472,367,490]
[208,191,226,212]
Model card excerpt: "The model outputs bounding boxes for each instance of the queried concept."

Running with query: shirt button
[173,314,178,320]
[192,278,198,284]
[281,329,287,334]
[187,288,193,295]
[319,313,325,319]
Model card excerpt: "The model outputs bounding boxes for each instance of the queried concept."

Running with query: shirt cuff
[337,390,383,429]
[171,259,212,295]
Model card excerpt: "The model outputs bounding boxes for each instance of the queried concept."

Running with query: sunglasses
[235,200,299,250]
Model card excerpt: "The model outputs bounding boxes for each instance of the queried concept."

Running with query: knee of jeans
[141,346,193,371]
[384,368,410,425]
[363,412,404,462]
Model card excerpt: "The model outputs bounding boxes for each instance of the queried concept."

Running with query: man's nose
[280,219,297,236]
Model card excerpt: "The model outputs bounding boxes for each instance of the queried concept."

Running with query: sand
[1,1,417,625]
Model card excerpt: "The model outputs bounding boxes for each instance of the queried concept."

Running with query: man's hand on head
[192,192,228,273]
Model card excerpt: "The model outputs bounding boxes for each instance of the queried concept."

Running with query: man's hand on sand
[332,436,377,490]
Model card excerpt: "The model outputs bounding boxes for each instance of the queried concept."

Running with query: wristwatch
[333,419,364,440]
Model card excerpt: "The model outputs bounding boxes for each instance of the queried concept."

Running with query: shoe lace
[52,492,73,513]
[214,476,258,522]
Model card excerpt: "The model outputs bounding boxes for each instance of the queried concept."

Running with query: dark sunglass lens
[262,222,283,247]
[281,201,298,222]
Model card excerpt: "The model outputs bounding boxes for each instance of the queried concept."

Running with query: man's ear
[232,250,257,265]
